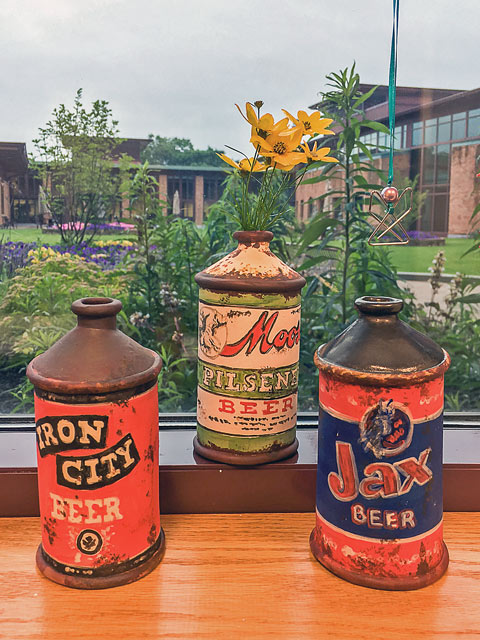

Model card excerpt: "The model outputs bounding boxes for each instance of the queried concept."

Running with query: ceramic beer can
[310,296,450,590]
[194,230,306,465]
[27,297,164,589]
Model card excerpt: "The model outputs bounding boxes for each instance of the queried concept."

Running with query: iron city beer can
[27,297,164,589]
[194,230,306,465]
[310,296,450,590]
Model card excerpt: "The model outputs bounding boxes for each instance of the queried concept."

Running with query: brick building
[296,85,480,235]
[0,137,226,226]
[0,142,35,226]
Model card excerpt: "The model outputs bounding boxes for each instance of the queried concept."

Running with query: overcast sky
[1,0,478,158]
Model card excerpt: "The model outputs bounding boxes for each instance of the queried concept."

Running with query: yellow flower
[300,142,338,164]
[251,128,307,170]
[236,102,289,138]
[217,154,266,172]
[283,109,335,137]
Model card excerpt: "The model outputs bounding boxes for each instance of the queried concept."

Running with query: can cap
[195,230,306,294]
[27,297,161,395]
[317,295,446,376]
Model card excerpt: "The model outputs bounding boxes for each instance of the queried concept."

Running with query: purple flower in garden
[0,239,136,275]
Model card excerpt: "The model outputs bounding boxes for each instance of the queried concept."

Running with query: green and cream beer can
[194,230,306,465]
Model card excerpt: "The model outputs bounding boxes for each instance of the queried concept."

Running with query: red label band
[318,371,444,424]
[35,386,160,570]
[313,511,445,579]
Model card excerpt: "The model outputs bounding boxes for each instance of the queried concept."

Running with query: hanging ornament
[367,185,412,245]
[368,0,410,246]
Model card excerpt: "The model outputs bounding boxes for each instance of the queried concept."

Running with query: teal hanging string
[387,0,400,189]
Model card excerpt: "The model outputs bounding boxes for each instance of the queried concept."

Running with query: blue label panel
[316,407,443,540]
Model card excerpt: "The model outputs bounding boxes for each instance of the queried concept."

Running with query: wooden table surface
[1,513,479,639]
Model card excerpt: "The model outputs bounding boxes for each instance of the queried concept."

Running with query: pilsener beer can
[310,296,450,590]
[194,230,306,465]
[27,297,164,589]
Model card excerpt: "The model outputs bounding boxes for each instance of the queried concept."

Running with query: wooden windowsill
[1,512,480,639]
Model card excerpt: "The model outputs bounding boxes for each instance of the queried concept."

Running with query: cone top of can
[195,230,306,294]
[315,295,449,384]
[26,297,161,395]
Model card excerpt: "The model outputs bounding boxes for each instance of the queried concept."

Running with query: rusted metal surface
[311,295,450,590]
[27,297,164,589]
[195,231,306,293]
[194,231,305,464]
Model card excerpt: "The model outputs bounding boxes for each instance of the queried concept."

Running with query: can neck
[233,230,273,248]
[354,296,403,319]
[77,315,117,330]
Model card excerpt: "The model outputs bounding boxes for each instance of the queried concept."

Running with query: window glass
[467,112,480,138]
[412,121,423,146]
[422,147,435,184]
[437,116,451,143]
[436,144,450,183]
[394,125,402,149]
[424,121,437,145]
[452,115,466,140]
[419,192,433,231]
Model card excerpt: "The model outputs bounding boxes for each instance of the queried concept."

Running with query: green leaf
[353,175,369,187]
[298,254,335,270]
[352,85,378,110]
[461,243,479,258]
[356,140,374,161]
[343,128,355,158]
[469,203,480,222]
[300,217,340,248]
[452,294,480,304]
[362,120,390,134]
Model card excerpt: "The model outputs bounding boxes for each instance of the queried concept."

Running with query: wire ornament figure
[367,185,412,246]
[367,0,412,247]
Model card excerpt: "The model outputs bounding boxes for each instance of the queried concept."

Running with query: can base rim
[36,528,165,590]
[193,436,298,466]
[309,529,449,591]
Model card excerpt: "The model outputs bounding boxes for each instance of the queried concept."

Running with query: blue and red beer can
[310,296,450,590]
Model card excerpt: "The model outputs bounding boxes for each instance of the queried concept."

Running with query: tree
[32,89,124,244]
[141,135,224,167]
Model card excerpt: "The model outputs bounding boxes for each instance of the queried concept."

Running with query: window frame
[1,411,479,516]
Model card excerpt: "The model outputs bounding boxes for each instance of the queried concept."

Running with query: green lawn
[388,238,480,276]
[0,227,135,245]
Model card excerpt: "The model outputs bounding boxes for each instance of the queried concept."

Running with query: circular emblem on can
[77,529,103,555]
[199,307,227,359]
[359,400,413,459]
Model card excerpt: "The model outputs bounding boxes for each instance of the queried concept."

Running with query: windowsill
[2,512,480,638]
[1,412,479,516]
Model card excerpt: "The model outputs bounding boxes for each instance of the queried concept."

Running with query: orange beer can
[27,297,164,589]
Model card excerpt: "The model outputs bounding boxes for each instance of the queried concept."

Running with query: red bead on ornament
[380,186,399,204]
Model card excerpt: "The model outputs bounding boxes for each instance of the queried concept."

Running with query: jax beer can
[310,296,450,590]
[27,297,164,589]
[194,230,306,465]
